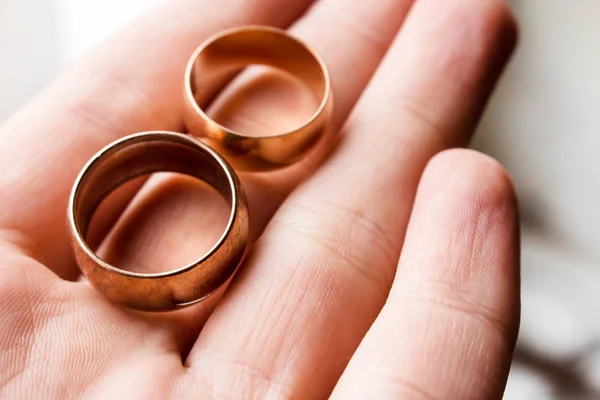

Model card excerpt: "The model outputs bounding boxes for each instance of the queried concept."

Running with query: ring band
[68,131,249,311]
[183,25,333,171]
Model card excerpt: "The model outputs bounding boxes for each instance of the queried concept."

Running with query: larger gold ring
[68,131,249,311]
[183,25,333,171]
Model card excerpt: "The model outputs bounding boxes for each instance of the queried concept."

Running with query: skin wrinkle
[0,268,67,397]
[399,307,506,399]
[27,318,69,398]
[399,284,514,354]
[275,248,337,354]
[192,251,299,398]
[271,190,407,292]
[469,323,513,398]
[0,291,35,393]
[246,256,295,351]
[272,220,392,297]
[0,257,53,378]
[274,260,342,397]
[283,197,401,280]
[30,310,84,397]
[72,314,180,398]
[373,307,448,400]
[390,93,454,149]
[402,211,502,293]
[245,251,319,397]
[453,319,485,395]
[478,336,506,398]
[385,374,440,400]
[0,268,182,399]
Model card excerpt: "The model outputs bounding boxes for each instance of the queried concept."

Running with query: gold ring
[183,25,333,171]
[68,131,249,311]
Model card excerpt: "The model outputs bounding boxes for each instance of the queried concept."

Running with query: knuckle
[276,198,399,293]
[402,281,517,350]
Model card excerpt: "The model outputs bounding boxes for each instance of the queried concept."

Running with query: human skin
[0,0,519,398]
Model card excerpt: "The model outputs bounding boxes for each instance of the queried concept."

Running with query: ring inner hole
[192,32,326,137]
[209,66,319,137]
[76,138,232,274]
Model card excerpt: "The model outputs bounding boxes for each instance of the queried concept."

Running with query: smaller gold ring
[183,25,333,171]
[67,131,249,311]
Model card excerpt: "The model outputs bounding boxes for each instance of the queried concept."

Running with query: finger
[0,0,315,279]
[187,0,517,397]
[97,0,410,339]
[332,150,520,399]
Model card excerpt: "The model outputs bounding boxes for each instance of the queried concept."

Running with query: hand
[0,0,519,398]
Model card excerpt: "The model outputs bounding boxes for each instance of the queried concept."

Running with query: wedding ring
[68,131,249,311]
[183,25,333,171]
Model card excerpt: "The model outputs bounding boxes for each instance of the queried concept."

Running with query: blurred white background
[0,0,164,121]
[1,0,599,398]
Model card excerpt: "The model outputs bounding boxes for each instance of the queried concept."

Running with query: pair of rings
[68,26,333,311]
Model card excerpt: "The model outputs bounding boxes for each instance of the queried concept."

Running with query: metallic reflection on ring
[68,131,249,311]
[183,25,333,171]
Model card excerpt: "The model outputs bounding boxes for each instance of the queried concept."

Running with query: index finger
[0,0,315,278]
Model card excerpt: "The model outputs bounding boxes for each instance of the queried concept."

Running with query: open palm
[0,0,520,398]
